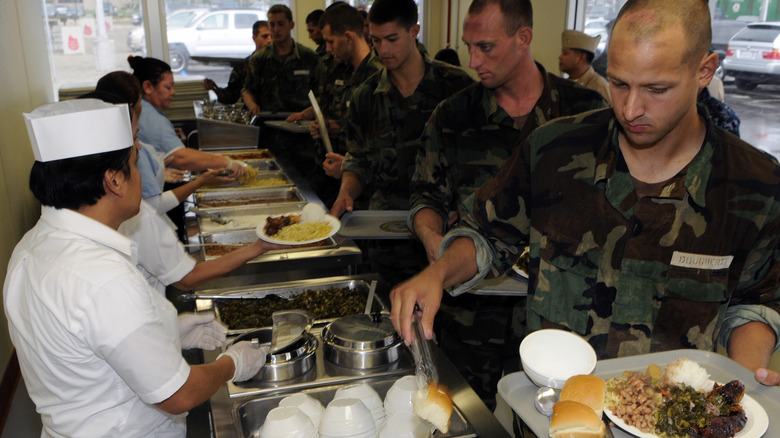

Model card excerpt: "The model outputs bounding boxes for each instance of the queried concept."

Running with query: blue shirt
[138,99,184,155]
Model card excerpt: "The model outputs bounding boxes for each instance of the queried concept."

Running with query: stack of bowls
[278,393,325,431]
[378,413,431,438]
[333,383,386,429]
[258,406,317,438]
[319,398,377,438]
[383,375,418,418]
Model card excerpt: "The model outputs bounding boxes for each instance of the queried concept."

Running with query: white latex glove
[178,312,228,350]
[226,159,248,178]
[218,341,269,382]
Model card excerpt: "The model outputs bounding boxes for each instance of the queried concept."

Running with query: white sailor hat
[23,99,133,162]
[562,29,601,55]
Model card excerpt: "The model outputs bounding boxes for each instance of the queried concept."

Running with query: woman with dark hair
[128,56,248,181]
[96,71,231,214]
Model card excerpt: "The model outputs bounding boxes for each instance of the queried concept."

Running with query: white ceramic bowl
[383,375,419,417]
[319,397,376,438]
[519,329,597,389]
[278,393,325,429]
[333,383,385,428]
[378,412,431,438]
[259,406,317,438]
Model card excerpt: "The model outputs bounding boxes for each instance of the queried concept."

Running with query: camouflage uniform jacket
[409,63,607,232]
[318,52,384,154]
[216,56,250,104]
[243,40,321,112]
[445,106,780,359]
[342,56,474,210]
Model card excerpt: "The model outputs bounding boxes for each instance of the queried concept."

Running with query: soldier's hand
[330,191,354,218]
[755,368,780,386]
[390,269,444,346]
[322,153,345,179]
[287,111,305,122]
[309,120,321,139]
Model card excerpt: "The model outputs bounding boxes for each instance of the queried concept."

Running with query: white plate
[605,391,768,438]
[256,204,340,245]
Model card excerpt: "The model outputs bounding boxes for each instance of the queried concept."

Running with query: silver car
[723,21,780,90]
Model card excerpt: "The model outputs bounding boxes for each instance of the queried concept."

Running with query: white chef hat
[23,99,133,162]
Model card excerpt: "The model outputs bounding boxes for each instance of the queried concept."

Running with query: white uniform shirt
[3,207,191,438]
[119,200,197,295]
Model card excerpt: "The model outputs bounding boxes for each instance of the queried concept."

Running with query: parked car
[103,2,117,16]
[166,9,265,73]
[127,8,209,53]
[723,22,780,90]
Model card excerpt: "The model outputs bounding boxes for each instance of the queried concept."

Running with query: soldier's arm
[728,321,779,386]
[331,171,362,217]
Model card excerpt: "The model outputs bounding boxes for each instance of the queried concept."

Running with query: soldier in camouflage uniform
[331,0,474,286]
[202,20,270,105]
[407,0,607,407]
[242,4,321,114]
[392,0,780,388]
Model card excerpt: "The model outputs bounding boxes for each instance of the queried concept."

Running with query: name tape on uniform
[670,251,733,270]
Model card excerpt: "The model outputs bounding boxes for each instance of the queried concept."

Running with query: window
[199,13,228,30]
[235,13,258,29]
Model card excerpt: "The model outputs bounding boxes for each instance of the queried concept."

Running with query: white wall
[0,0,53,376]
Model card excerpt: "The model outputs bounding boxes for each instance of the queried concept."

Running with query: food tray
[264,119,312,134]
[196,204,305,233]
[194,187,305,210]
[194,277,386,334]
[497,349,780,438]
[196,171,293,192]
[236,375,477,438]
[198,229,337,260]
[338,210,413,239]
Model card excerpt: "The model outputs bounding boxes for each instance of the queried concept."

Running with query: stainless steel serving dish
[194,187,305,210]
[196,170,293,192]
[321,314,404,369]
[198,230,338,261]
[195,204,305,234]
[211,148,275,161]
[231,328,318,382]
[234,376,478,438]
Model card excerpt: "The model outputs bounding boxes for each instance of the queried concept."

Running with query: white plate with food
[256,203,340,245]
[605,391,767,438]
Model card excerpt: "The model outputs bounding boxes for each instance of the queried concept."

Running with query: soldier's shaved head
[614,0,711,70]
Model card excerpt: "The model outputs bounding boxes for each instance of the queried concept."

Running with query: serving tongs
[189,206,232,225]
[411,308,439,388]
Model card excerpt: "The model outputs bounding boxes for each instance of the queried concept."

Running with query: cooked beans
[606,372,660,433]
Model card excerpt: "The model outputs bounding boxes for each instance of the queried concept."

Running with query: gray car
[723,21,780,90]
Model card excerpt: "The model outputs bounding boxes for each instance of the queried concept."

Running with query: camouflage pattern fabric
[411,63,607,227]
[342,55,475,211]
[317,52,384,155]
[216,56,250,104]
[464,106,780,359]
[243,41,321,112]
[699,87,741,137]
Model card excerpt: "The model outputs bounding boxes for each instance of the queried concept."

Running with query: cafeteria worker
[4,99,266,437]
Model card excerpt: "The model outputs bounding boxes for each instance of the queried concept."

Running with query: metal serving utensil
[411,309,438,388]
[189,206,232,225]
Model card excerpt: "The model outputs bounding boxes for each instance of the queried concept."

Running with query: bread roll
[412,382,453,433]
[558,374,606,418]
[549,400,606,438]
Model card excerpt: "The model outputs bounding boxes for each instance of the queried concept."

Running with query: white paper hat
[562,29,601,55]
[23,99,133,162]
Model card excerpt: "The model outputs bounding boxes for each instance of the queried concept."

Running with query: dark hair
[320,4,364,37]
[127,55,171,87]
[29,147,133,209]
[253,20,269,36]
[268,4,293,22]
[96,71,142,108]
[368,0,418,29]
[434,48,461,66]
[306,9,324,25]
[468,0,533,34]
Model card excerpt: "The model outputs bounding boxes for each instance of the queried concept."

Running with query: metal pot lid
[322,313,400,350]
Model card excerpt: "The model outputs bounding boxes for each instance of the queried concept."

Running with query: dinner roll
[549,400,606,438]
[412,382,453,433]
[558,374,606,418]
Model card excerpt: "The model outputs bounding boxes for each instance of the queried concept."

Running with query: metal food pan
[244,159,280,173]
[197,204,304,233]
[198,230,337,260]
[196,171,293,192]
[194,277,384,333]
[211,148,275,161]
[236,375,477,438]
[194,187,306,210]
